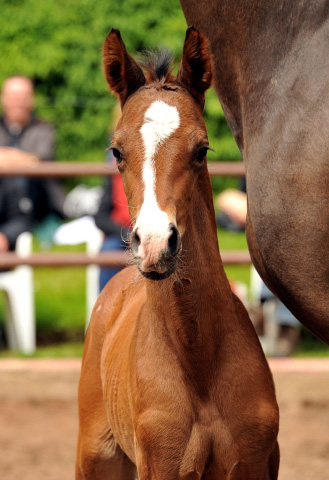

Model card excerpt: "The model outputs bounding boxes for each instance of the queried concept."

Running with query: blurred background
[0,0,326,356]
[0,0,240,169]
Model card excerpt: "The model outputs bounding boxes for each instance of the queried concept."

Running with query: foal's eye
[195,146,209,164]
[112,148,123,164]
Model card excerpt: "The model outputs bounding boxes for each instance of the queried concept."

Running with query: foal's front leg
[134,415,193,480]
[76,303,137,480]
[76,367,137,480]
[76,431,136,480]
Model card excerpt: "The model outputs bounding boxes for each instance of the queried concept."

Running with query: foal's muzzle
[131,223,181,280]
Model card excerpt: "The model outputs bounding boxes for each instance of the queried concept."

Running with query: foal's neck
[145,169,236,375]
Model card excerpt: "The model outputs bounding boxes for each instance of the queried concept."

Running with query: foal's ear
[103,29,146,107]
[176,27,212,109]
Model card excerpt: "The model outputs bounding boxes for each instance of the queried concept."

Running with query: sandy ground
[0,358,328,480]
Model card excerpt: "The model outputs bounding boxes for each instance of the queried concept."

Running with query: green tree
[0,0,240,191]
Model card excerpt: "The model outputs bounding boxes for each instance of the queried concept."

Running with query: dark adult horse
[180,0,329,345]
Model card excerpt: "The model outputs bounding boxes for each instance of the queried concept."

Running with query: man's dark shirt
[0,178,32,250]
[0,115,65,226]
[0,115,55,160]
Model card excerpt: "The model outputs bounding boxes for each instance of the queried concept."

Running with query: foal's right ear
[176,27,212,110]
[103,29,146,107]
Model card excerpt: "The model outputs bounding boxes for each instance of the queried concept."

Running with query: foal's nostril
[168,224,181,257]
[130,229,141,256]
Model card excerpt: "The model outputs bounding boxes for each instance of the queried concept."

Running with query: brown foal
[76,28,279,479]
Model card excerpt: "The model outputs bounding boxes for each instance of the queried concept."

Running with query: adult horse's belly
[179,0,329,345]
[245,102,329,344]
[244,23,329,344]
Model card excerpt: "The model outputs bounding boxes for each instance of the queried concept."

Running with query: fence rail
[0,250,251,268]
[0,161,251,267]
[0,161,245,177]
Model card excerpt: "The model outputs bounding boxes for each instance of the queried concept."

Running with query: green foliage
[0,0,240,192]
[0,0,187,160]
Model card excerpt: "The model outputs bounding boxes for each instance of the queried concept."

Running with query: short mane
[140,48,175,84]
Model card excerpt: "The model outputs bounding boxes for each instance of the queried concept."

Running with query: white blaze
[136,100,180,234]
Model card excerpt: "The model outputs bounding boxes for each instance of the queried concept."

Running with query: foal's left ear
[176,27,212,109]
[103,29,146,107]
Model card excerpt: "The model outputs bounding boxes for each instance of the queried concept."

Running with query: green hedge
[0,0,241,192]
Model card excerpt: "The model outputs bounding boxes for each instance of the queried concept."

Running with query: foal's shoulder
[94,265,145,315]
[83,267,144,364]
[102,265,144,299]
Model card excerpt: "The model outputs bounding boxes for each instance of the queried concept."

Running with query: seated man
[0,177,33,252]
[94,172,130,292]
[0,76,65,244]
[0,177,34,348]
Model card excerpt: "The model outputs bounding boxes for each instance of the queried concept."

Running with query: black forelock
[139,48,174,82]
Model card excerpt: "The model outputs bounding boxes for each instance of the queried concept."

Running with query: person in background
[215,178,247,232]
[0,176,35,349]
[0,76,65,244]
[94,103,130,292]
[0,178,33,253]
[94,148,131,292]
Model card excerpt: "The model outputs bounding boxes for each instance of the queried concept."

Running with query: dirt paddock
[0,358,328,480]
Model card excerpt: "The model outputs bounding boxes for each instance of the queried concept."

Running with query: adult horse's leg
[76,312,136,480]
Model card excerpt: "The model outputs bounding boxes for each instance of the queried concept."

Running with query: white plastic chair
[0,232,35,354]
[85,228,104,329]
[53,217,104,331]
[249,266,279,356]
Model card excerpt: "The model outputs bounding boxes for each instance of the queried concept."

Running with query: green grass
[0,342,84,358]
[218,228,251,290]
[0,240,87,351]
[294,349,329,358]
[33,241,86,343]
[35,266,86,342]
[294,329,329,357]
[0,229,327,357]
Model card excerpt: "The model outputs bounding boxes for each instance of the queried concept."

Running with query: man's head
[1,76,34,127]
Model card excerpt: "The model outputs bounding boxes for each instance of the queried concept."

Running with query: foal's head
[103,27,212,280]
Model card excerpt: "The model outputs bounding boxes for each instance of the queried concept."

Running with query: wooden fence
[0,161,251,267]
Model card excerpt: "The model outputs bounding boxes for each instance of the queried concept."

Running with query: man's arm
[0,146,39,166]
